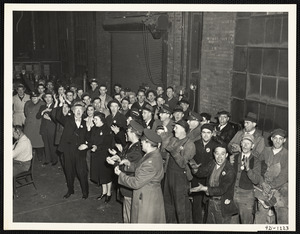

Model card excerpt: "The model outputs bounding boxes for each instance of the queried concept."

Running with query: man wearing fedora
[254,129,288,224]
[228,112,265,158]
[230,134,261,224]
[56,102,89,199]
[214,110,236,145]
[162,120,196,223]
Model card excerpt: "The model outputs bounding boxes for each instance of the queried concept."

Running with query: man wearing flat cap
[161,119,196,223]
[231,134,261,224]
[56,102,89,199]
[107,120,144,223]
[191,123,219,223]
[228,112,265,158]
[106,99,127,147]
[187,111,203,142]
[152,104,175,133]
[126,108,142,126]
[36,91,57,166]
[214,110,236,145]
[113,129,166,223]
[173,106,185,123]
[254,129,288,224]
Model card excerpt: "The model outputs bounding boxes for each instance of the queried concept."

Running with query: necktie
[241,154,245,170]
[13,140,18,150]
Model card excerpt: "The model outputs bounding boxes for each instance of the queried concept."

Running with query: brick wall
[166,12,184,88]
[199,12,236,116]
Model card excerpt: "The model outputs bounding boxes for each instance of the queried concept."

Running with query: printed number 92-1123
[265,225,289,231]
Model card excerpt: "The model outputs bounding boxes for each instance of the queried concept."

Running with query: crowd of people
[12,77,288,224]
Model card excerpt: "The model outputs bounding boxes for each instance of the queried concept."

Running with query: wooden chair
[13,158,37,197]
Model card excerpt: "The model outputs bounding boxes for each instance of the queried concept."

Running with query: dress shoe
[51,161,58,166]
[42,162,49,167]
[96,193,107,200]
[82,195,88,200]
[63,192,74,199]
[105,195,112,203]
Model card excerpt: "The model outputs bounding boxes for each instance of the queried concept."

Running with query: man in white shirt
[13,84,30,126]
[13,125,33,176]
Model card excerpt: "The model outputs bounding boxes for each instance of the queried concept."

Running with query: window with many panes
[231,12,288,134]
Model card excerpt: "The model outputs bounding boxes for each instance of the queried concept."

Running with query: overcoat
[36,102,56,137]
[88,124,114,184]
[215,123,236,145]
[118,149,166,223]
[24,99,44,148]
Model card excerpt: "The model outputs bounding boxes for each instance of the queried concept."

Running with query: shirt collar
[245,129,255,135]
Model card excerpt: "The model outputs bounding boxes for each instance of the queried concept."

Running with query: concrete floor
[13,157,123,223]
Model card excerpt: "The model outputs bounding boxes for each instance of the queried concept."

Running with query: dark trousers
[42,132,57,164]
[164,168,191,223]
[63,146,89,197]
[34,147,44,162]
[231,188,255,224]
[192,192,205,223]
[207,199,231,224]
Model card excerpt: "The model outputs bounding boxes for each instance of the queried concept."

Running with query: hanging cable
[16,11,24,33]
[142,23,160,86]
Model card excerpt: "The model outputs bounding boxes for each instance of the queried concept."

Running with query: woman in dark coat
[89,111,114,203]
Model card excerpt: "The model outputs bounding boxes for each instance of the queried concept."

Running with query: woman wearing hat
[88,111,114,203]
[24,91,45,162]
[114,129,166,223]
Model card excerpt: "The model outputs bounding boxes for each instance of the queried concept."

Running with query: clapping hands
[190,183,207,193]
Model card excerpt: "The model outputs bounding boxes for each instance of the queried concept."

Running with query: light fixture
[190,83,197,111]
[190,83,197,91]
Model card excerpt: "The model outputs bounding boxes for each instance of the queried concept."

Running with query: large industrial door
[111,32,164,92]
